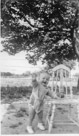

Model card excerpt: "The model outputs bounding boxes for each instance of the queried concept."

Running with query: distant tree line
[1,72,14,77]
[1,72,31,77]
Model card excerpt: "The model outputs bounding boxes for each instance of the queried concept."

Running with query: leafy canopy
[1,0,79,65]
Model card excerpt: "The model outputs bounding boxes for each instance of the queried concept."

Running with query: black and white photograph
[0,0,79,134]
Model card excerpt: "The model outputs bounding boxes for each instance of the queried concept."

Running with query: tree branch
[18,11,44,30]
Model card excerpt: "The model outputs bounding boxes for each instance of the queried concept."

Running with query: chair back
[50,64,73,98]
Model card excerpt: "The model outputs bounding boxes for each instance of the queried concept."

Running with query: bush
[1,86,32,100]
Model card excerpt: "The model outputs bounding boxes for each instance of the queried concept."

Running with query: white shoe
[37,123,45,130]
[26,126,34,134]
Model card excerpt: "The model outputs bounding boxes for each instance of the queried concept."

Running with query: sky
[0,38,79,75]
[0,40,46,74]
[0,51,46,74]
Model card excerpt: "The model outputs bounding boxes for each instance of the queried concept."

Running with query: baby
[26,72,57,133]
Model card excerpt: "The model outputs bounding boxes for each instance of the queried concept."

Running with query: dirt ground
[1,98,79,134]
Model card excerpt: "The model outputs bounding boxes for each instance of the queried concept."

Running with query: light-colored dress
[29,83,49,113]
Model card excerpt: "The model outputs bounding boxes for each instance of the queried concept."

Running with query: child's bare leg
[37,111,43,123]
[37,110,45,130]
[26,107,36,133]
[28,107,36,126]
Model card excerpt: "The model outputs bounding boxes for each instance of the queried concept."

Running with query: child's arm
[29,93,33,105]
[29,92,36,109]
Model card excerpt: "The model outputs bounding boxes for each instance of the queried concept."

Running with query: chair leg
[68,104,79,127]
[48,104,56,133]
[77,104,79,121]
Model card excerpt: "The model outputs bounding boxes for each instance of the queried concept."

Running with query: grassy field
[1,76,78,87]
[1,76,32,87]
[1,76,78,104]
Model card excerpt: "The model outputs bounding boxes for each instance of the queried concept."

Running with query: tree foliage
[1,0,79,65]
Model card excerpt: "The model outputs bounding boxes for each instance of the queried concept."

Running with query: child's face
[40,73,50,85]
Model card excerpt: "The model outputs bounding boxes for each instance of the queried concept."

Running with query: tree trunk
[74,28,79,59]
[73,1,79,59]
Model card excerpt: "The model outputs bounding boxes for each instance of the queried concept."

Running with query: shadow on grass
[10,122,23,128]
[14,107,29,118]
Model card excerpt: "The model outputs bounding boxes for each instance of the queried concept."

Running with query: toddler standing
[26,72,57,133]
